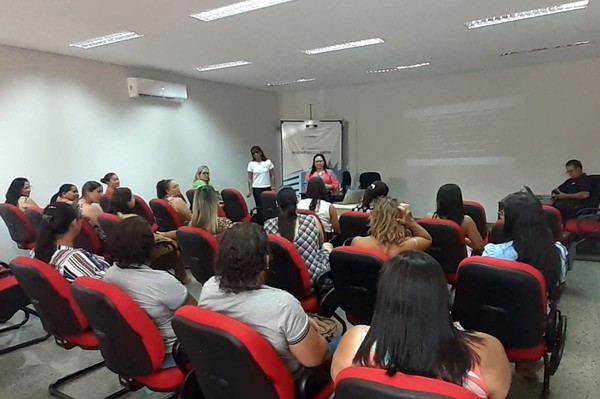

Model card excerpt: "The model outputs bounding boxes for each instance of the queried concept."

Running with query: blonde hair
[368,197,412,246]
[194,165,210,183]
[190,185,219,234]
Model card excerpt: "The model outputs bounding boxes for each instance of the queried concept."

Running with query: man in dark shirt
[552,159,591,221]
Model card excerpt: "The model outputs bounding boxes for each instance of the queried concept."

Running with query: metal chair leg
[0,308,30,333]
[0,308,52,355]
[541,353,550,399]
[48,360,128,399]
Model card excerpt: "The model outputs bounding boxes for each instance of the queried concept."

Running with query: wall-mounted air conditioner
[127,77,188,102]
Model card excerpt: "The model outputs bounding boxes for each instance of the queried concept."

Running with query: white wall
[0,45,279,260]
[278,58,600,220]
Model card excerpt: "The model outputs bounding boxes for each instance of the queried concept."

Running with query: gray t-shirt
[198,276,310,379]
[103,265,188,353]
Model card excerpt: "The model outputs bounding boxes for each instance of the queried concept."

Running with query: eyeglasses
[201,171,210,175]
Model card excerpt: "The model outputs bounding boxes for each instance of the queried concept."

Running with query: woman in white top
[5,177,39,211]
[246,145,275,211]
[297,177,340,239]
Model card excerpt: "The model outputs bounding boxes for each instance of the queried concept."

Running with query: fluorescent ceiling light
[367,62,431,74]
[465,0,589,29]
[266,78,315,87]
[70,31,143,49]
[193,60,252,72]
[302,38,385,55]
[500,40,591,56]
[191,0,296,22]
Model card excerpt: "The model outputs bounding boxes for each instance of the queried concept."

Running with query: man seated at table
[552,159,591,221]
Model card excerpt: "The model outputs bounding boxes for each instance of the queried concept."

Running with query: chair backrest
[586,174,600,209]
[71,277,164,376]
[24,206,44,236]
[335,367,481,399]
[98,212,121,239]
[186,189,196,206]
[339,211,370,244]
[131,195,158,231]
[172,306,295,399]
[329,247,388,325]
[176,226,218,284]
[0,203,36,249]
[73,219,103,255]
[265,234,311,301]
[487,220,505,244]
[454,257,547,355]
[463,201,487,240]
[341,171,352,193]
[417,219,467,283]
[260,190,279,221]
[10,256,89,339]
[358,172,381,189]
[221,188,251,223]
[542,205,564,241]
[149,199,183,232]
[99,196,111,212]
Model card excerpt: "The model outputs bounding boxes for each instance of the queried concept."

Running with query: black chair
[24,206,44,236]
[463,201,487,241]
[417,219,467,284]
[339,211,370,245]
[149,199,184,232]
[0,203,37,250]
[99,196,111,212]
[260,190,279,221]
[176,226,218,284]
[221,188,252,223]
[341,171,352,193]
[358,172,381,189]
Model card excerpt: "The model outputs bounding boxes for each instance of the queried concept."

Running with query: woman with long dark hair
[305,153,339,193]
[331,251,511,398]
[246,145,275,211]
[352,181,389,213]
[100,172,120,197]
[50,184,79,205]
[297,177,340,237]
[425,183,484,254]
[156,179,192,224]
[33,203,110,281]
[264,187,332,285]
[5,177,38,211]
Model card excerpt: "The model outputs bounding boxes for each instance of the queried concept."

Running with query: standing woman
[5,177,39,211]
[100,172,120,197]
[305,153,339,194]
[247,145,275,210]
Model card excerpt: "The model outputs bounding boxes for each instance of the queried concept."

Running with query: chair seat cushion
[63,329,99,350]
[301,295,318,313]
[134,366,185,392]
[565,219,600,235]
[505,341,546,362]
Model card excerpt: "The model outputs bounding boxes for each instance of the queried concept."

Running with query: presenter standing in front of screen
[247,145,275,212]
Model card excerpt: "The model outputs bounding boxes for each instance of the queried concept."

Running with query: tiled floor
[1,261,598,398]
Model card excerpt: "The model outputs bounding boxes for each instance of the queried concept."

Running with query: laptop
[340,189,364,205]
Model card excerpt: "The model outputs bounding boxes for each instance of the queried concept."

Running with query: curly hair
[215,223,269,294]
[107,216,155,267]
[368,197,412,246]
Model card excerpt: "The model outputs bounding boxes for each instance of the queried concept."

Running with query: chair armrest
[314,271,333,299]
[172,339,191,374]
[295,358,333,399]
[575,207,600,218]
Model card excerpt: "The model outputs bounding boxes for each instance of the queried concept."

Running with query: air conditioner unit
[127,77,188,102]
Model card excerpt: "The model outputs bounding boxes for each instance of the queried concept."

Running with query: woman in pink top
[305,153,339,193]
[331,251,511,399]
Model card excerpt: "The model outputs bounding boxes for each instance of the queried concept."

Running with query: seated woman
[5,177,39,211]
[77,181,105,239]
[352,181,389,213]
[198,223,329,379]
[483,191,563,293]
[192,165,211,189]
[33,203,110,281]
[100,172,120,197]
[351,198,432,257]
[156,179,192,225]
[297,177,340,238]
[103,216,196,368]
[331,251,511,399]
[424,183,484,255]
[50,184,79,205]
[305,153,339,194]
[190,185,232,235]
[264,187,332,286]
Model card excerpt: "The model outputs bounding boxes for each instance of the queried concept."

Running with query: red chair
[0,203,36,250]
[172,306,333,399]
[176,226,218,284]
[339,211,370,245]
[260,190,279,221]
[71,277,185,396]
[417,219,467,284]
[73,218,103,255]
[150,199,184,232]
[0,261,50,355]
[453,257,566,398]
[358,172,381,190]
[24,206,44,235]
[266,234,318,312]
[131,195,159,232]
[463,200,488,240]
[335,367,481,399]
[9,256,125,398]
[221,188,252,223]
[542,205,565,242]
[98,212,121,239]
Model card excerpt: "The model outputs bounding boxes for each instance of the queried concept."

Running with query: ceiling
[0,0,599,91]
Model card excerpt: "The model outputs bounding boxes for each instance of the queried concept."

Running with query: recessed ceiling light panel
[266,78,315,87]
[70,31,143,49]
[465,0,589,29]
[191,0,296,22]
[302,38,385,55]
[500,40,591,56]
[367,62,431,74]
[193,60,253,72]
